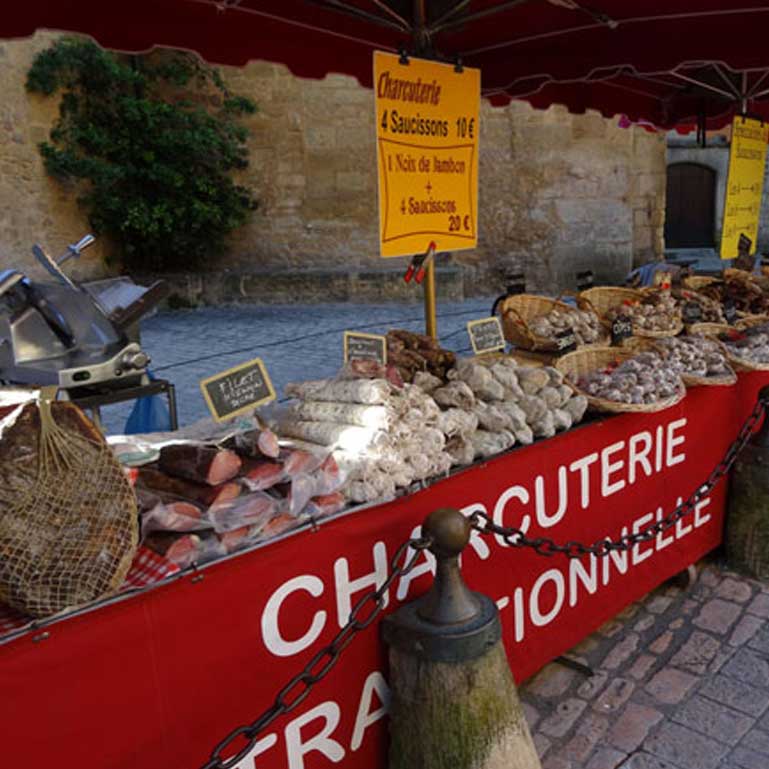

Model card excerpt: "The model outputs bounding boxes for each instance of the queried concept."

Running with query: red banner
[3,373,766,769]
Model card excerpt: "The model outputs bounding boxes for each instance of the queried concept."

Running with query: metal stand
[61,378,178,432]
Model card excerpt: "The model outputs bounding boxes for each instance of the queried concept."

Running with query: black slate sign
[724,298,738,324]
[611,316,633,345]
[555,328,577,353]
[505,271,526,295]
[467,316,506,354]
[576,270,594,291]
[344,331,387,364]
[200,357,275,422]
[681,301,703,325]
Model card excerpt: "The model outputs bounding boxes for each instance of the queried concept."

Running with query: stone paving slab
[519,558,769,769]
[101,297,493,433]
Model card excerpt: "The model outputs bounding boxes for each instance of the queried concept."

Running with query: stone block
[603,634,641,669]
[669,631,721,674]
[700,674,769,716]
[335,170,370,193]
[540,698,588,738]
[644,722,728,769]
[305,126,337,150]
[645,668,697,704]
[608,703,664,752]
[593,678,635,713]
[694,598,743,634]
[673,695,754,746]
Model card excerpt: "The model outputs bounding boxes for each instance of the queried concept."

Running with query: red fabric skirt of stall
[2,372,767,769]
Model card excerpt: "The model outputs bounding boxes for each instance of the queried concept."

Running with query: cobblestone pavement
[519,556,769,769]
[102,297,494,434]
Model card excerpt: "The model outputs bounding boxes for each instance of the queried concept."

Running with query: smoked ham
[159,444,242,485]
[0,398,138,617]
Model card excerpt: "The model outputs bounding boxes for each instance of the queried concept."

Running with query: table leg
[166,383,179,431]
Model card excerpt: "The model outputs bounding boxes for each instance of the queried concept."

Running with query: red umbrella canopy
[6,1,769,129]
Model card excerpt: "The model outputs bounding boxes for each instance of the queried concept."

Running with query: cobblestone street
[103,297,493,434]
[520,557,769,769]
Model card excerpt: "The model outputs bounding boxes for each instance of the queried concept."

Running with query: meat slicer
[0,235,167,391]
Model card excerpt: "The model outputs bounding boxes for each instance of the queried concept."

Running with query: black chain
[200,534,433,769]
[471,397,767,558]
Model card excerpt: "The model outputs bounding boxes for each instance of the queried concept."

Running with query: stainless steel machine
[0,235,177,428]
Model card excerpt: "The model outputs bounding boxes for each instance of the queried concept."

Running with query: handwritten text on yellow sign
[374,51,480,258]
[720,116,769,259]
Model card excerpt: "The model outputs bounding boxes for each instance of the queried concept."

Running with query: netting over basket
[0,391,138,617]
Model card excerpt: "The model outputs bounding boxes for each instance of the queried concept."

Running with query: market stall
[1,369,766,769]
[5,5,769,769]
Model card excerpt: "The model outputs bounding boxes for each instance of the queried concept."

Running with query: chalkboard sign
[724,298,738,324]
[576,270,594,291]
[681,301,703,325]
[555,328,577,353]
[611,316,633,345]
[467,317,506,355]
[344,331,387,364]
[739,233,753,255]
[200,357,276,422]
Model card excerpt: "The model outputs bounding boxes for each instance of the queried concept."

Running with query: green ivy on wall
[27,38,257,272]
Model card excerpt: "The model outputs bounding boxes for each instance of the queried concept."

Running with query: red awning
[6,2,769,129]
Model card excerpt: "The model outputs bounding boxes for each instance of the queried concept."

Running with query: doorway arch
[664,162,716,248]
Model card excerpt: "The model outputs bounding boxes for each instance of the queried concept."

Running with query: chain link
[201,535,433,769]
[471,397,767,558]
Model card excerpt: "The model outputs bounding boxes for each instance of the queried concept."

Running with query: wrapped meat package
[0,390,138,617]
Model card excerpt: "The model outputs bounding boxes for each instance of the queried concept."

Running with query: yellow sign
[374,51,480,258]
[720,116,769,259]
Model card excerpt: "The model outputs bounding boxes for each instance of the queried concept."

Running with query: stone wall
[0,33,666,301]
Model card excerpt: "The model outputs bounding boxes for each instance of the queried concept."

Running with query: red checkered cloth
[0,546,180,638]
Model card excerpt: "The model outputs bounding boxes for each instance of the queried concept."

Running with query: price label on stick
[374,51,480,258]
[200,357,275,422]
[555,328,577,353]
[344,331,388,365]
[724,298,738,325]
[611,316,634,345]
[467,317,506,355]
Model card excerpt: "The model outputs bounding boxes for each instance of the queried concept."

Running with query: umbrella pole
[423,258,437,339]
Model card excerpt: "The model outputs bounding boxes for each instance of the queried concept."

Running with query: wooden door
[664,162,716,247]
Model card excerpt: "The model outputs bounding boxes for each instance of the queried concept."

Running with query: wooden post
[383,509,541,769]
[423,257,438,340]
[727,387,769,578]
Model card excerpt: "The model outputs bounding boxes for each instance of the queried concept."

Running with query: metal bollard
[727,385,769,578]
[382,508,541,769]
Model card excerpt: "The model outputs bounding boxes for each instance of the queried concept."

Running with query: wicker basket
[554,346,686,414]
[736,315,769,330]
[499,294,607,352]
[619,336,658,353]
[653,336,737,387]
[578,286,683,339]
[724,268,755,282]
[682,275,720,291]
[687,322,769,372]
